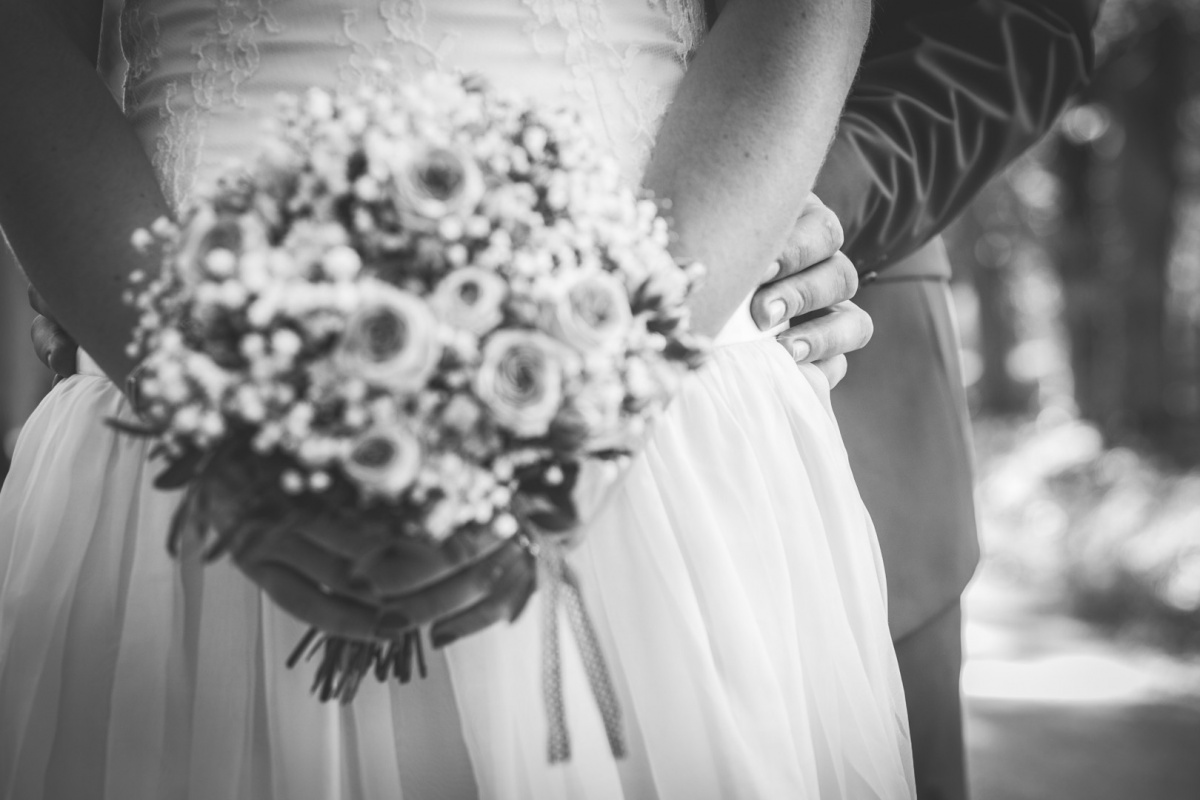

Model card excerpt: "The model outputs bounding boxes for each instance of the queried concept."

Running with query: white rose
[393,145,485,227]
[343,424,423,496]
[474,330,565,437]
[548,271,632,353]
[432,267,508,336]
[336,280,441,392]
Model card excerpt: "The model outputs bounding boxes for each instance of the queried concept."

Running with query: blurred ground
[963,417,1200,800]
[965,562,1200,800]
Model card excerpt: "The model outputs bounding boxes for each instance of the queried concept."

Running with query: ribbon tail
[560,560,626,759]
[538,547,626,764]
[541,553,570,763]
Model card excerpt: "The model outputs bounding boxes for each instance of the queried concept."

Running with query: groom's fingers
[751,252,858,330]
[812,355,850,388]
[776,301,873,365]
[750,193,847,330]
[781,194,845,275]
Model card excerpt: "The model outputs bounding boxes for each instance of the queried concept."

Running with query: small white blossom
[205,248,237,278]
[494,513,519,539]
[282,470,306,494]
[322,245,363,281]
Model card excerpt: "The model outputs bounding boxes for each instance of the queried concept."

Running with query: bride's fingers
[27,284,53,318]
[775,301,873,365]
[335,534,512,596]
[372,541,532,631]
[750,252,858,331]
[244,560,380,639]
[240,533,379,605]
[429,560,537,648]
[288,517,500,574]
[31,315,78,377]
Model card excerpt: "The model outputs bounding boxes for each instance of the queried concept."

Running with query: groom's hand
[29,286,78,382]
[750,194,873,387]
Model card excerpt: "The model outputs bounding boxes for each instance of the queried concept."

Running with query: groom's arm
[816,0,1099,275]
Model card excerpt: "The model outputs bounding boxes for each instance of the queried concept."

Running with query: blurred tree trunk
[1053,15,1189,457]
[950,205,1034,415]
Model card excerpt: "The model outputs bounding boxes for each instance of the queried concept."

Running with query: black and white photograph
[1,0,1197,798]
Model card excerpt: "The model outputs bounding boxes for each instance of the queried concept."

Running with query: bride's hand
[230,511,536,646]
[749,194,873,388]
[28,286,78,382]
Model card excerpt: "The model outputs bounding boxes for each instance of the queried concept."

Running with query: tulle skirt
[0,339,914,799]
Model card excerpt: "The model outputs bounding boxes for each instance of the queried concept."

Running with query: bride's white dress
[0,1,914,798]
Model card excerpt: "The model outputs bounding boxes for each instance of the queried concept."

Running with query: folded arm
[815,0,1097,274]
[646,0,870,337]
[0,0,170,384]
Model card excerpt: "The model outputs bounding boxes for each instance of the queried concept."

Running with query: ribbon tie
[538,545,625,763]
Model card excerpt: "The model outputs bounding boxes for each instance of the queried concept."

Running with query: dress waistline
[78,350,106,378]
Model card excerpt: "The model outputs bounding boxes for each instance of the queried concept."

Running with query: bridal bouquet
[118,70,708,760]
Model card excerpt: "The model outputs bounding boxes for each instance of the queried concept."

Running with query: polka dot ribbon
[539,546,626,763]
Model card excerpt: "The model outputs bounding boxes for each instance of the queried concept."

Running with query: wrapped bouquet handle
[164,447,621,758]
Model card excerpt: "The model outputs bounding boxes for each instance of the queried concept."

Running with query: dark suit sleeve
[815,0,1097,274]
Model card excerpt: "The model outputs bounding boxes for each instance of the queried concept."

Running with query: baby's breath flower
[281,470,306,494]
[465,215,491,239]
[205,248,237,278]
[131,229,155,252]
[494,513,519,539]
[304,88,335,121]
[272,329,303,359]
[322,245,363,281]
[309,471,333,492]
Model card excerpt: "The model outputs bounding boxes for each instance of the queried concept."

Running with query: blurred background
[3,0,1200,796]
[943,0,1200,796]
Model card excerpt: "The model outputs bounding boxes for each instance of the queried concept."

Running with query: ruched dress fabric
[0,1,915,798]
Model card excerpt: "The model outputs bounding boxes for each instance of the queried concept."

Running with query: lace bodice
[114,0,705,210]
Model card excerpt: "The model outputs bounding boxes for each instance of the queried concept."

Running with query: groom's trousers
[833,240,979,800]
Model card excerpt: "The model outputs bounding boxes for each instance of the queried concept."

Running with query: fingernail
[790,340,811,362]
[767,298,787,327]
[763,261,781,281]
